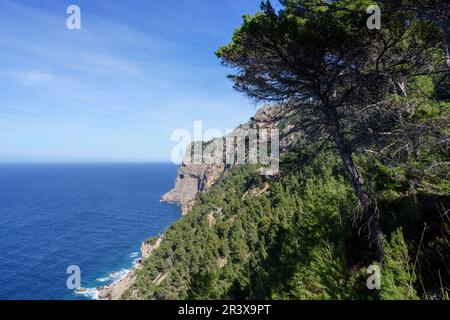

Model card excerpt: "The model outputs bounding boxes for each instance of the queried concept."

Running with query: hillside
[122,118,449,300]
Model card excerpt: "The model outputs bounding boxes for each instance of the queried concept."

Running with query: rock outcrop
[141,236,163,260]
[98,236,164,300]
[98,271,136,300]
[162,105,299,215]
[161,162,225,215]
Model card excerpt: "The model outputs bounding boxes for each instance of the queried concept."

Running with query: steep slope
[124,153,449,300]
[161,106,299,214]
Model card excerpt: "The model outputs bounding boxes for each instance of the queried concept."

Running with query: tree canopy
[217,0,449,262]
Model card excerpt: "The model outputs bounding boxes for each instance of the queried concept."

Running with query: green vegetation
[123,0,449,300]
[124,151,448,299]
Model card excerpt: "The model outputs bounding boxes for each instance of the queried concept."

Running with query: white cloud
[13,70,56,86]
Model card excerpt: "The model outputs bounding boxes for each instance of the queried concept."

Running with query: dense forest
[123,0,449,300]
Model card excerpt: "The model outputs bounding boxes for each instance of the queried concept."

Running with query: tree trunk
[323,105,384,262]
[444,35,450,87]
[332,129,384,263]
[446,41,450,68]
[337,146,385,263]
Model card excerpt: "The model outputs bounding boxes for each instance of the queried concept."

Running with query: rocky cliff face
[161,106,298,215]
[161,162,225,215]
[141,236,163,260]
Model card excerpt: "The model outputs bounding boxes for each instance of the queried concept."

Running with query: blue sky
[0,0,265,163]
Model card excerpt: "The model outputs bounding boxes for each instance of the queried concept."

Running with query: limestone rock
[162,105,299,214]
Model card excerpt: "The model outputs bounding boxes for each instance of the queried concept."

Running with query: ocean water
[0,163,181,300]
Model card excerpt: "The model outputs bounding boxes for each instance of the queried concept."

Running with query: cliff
[161,162,225,215]
[161,105,298,214]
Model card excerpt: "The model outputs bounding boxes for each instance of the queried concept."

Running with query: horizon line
[0,161,179,165]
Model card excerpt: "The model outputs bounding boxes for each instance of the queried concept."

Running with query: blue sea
[0,163,181,300]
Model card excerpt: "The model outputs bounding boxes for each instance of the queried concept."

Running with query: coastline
[97,267,138,300]
[94,236,164,300]
[87,107,279,300]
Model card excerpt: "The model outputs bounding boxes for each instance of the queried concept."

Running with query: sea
[0,163,181,300]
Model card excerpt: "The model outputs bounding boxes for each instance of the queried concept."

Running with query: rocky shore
[97,269,137,300]
[94,236,164,300]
